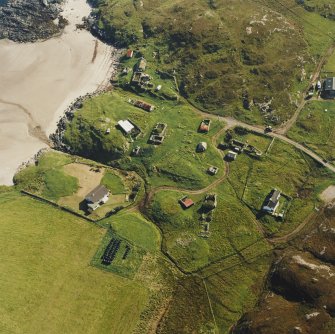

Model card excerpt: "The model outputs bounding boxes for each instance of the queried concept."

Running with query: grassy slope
[228,136,335,235]
[147,182,271,272]
[93,0,335,125]
[101,170,125,194]
[288,101,335,163]
[106,212,162,252]
[64,90,224,189]
[14,151,78,201]
[0,191,149,334]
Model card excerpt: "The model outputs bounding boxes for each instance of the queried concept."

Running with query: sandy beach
[0,0,116,185]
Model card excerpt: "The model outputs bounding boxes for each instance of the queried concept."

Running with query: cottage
[262,189,281,214]
[137,57,147,72]
[225,151,237,161]
[179,196,194,209]
[197,142,207,152]
[321,77,335,99]
[85,185,110,212]
[126,49,134,58]
[118,120,134,135]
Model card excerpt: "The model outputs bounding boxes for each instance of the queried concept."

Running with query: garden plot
[91,229,146,279]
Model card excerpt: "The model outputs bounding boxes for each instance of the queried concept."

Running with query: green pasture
[0,191,149,334]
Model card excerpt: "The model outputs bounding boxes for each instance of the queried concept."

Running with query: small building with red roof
[126,49,134,58]
[198,119,211,133]
[179,196,195,209]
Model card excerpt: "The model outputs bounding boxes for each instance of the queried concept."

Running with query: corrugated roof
[118,120,134,133]
[324,77,335,91]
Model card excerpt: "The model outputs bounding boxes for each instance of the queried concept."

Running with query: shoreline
[0,0,119,186]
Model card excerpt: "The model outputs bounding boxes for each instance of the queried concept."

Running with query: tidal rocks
[0,0,65,42]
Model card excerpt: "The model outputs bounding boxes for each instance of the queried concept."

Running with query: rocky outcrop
[232,206,335,334]
[0,0,66,42]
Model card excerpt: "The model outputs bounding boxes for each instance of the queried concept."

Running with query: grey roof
[197,142,207,150]
[324,77,335,91]
[85,185,109,203]
[265,189,281,209]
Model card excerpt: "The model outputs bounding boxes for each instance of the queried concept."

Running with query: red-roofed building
[179,196,195,209]
[198,119,211,133]
[134,100,155,112]
[126,49,134,58]
[199,124,209,132]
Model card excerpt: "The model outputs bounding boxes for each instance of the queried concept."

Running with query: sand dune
[0,0,116,185]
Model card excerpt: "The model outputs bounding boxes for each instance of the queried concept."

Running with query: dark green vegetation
[288,101,335,164]
[297,0,335,20]
[92,0,335,125]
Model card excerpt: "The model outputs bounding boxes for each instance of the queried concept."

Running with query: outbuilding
[225,151,237,161]
[118,120,134,134]
[197,142,208,152]
[179,196,195,209]
[126,49,134,58]
[321,77,335,99]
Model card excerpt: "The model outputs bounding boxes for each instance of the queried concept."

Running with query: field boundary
[20,190,107,226]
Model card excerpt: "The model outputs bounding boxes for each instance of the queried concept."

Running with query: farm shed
[118,120,134,134]
[321,77,335,99]
[198,119,211,133]
[126,49,133,58]
[197,142,207,152]
[179,196,195,209]
[225,151,237,161]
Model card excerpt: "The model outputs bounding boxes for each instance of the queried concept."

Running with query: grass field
[288,101,335,164]
[146,180,272,272]
[91,229,146,279]
[204,255,271,332]
[106,212,162,252]
[101,170,125,194]
[228,134,335,235]
[0,191,149,334]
